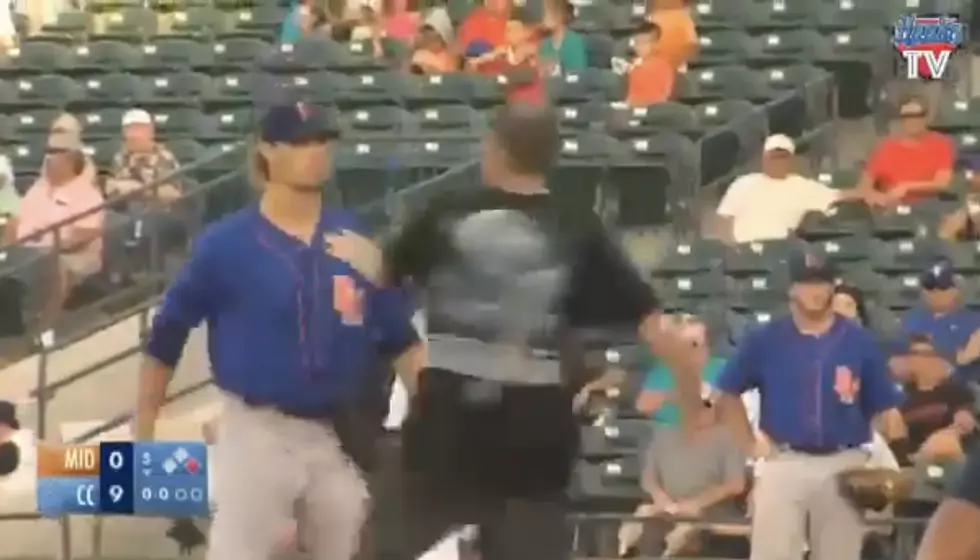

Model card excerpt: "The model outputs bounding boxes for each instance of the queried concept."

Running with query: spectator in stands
[456,0,510,53]
[467,10,545,104]
[939,156,980,241]
[858,96,954,207]
[635,314,725,427]
[712,135,864,244]
[897,334,976,465]
[834,283,870,326]
[48,113,96,184]
[0,0,15,55]
[12,135,105,326]
[647,0,697,70]
[0,152,17,220]
[380,0,420,44]
[538,0,587,75]
[280,0,316,43]
[105,109,181,203]
[618,396,748,558]
[899,258,980,369]
[408,8,456,74]
[623,21,674,107]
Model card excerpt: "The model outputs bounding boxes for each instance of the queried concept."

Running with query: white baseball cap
[121,108,152,126]
[763,134,795,154]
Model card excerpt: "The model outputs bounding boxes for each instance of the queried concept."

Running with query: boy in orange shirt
[648,0,698,70]
[625,21,674,106]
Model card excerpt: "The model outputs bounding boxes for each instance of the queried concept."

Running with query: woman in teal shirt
[635,316,726,427]
[538,0,588,73]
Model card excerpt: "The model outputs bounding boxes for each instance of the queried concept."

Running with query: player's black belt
[782,443,861,456]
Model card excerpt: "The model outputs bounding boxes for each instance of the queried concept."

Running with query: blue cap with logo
[258,101,338,145]
[788,249,836,283]
[920,256,957,291]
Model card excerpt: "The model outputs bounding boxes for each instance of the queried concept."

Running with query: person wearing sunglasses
[857,95,954,207]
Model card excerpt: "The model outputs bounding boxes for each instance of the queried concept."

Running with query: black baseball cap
[258,101,339,145]
[789,250,836,284]
[0,401,20,430]
[920,257,957,291]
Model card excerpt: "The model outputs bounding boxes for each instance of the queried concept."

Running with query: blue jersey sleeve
[641,364,673,392]
[368,286,420,357]
[716,329,761,396]
[146,230,221,367]
[857,329,904,415]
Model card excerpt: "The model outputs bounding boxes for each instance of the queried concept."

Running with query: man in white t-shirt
[713,135,865,244]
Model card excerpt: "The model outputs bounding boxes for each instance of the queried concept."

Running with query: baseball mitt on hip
[836,467,913,511]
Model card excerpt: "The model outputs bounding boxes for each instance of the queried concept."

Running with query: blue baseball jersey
[146,206,419,412]
[715,316,902,448]
[900,304,980,362]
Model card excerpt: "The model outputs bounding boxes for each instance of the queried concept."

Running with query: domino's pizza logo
[893,14,964,80]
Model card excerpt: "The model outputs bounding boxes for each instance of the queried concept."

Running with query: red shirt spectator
[625,21,674,106]
[469,14,545,104]
[860,97,954,205]
[456,0,511,50]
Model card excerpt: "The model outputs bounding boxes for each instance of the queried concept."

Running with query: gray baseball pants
[207,394,369,560]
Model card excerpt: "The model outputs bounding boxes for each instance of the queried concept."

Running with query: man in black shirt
[917,446,980,560]
[334,103,702,559]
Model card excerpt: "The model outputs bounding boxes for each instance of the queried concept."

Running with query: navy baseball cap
[920,257,957,291]
[258,101,338,145]
[789,250,836,283]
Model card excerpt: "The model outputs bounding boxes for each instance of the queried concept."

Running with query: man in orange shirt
[625,21,674,106]
[456,0,511,52]
[858,96,954,206]
[648,0,697,70]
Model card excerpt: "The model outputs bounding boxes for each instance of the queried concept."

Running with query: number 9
[109,451,124,470]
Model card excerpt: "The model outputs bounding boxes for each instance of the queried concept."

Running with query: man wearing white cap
[106,108,181,203]
[712,134,866,244]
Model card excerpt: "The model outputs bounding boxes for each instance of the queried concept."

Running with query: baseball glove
[836,467,913,511]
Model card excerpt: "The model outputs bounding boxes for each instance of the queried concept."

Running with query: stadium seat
[605,102,697,137]
[76,40,143,71]
[871,237,945,274]
[945,242,980,274]
[692,0,766,29]
[572,458,645,503]
[152,107,206,138]
[341,106,411,136]
[335,141,405,208]
[795,202,872,240]
[878,274,924,310]
[40,10,95,36]
[556,102,602,132]
[170,7,229,34]
[7,40,75,72]
[808,234,874,264]
[166,138,207,164]
[750,29,828,65]
[79,107,131,137]
[8,144,46,176]
[404,73,475,107]
[580,421,652,459]
[96,7,159,38]
[146,72,216,104]
[729,273,791,310]
[336,72,407,107]
[404,139,481,178]
[210,72,254,103]
[86,138,120,169]
[82,73,153,106]
[696,30,756,65]
[723,239,800,276]
[411,104,485,136]
[142,37,215,69]
[934,98,980,134]
[15,74,84,105]
[549,69,621,104]
[232,4,285,33]
[870,205,928,238]
[953,132,980,160]
[212,37,272,67]
[210,107,255,137]
[652,270,726,305]
[10,108,63,137]
[653,238,726,276]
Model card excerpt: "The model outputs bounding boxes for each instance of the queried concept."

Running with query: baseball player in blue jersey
[715,250,907,560]
[135,102,424,560]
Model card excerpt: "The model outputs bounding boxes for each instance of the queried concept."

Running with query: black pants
[367,437,573,560]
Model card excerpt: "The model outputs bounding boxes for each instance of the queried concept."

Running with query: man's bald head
[487,103,559,176]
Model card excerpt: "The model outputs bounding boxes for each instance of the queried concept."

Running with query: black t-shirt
[901,380,974,451]
[385,187,660,496]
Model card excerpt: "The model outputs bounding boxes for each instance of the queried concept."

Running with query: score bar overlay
[37,442,209,517]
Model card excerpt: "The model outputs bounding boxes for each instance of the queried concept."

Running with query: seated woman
[408,8,457,74]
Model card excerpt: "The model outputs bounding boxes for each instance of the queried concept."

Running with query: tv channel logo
[893,14,964,80]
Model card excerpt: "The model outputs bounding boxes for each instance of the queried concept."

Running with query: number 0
[109,451,124,470]
[142,487,152,500]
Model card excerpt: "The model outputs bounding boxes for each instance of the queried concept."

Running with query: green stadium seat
[210,72,254,102]
[820,28,891,63]
[870,205,926,238]
[40,10,95,35]
[871,238,943,274]
[404,73,474,107]
[549,69,621,104]
[411,104,483,135]
[0,81,19,110]
[723,239,800,276]
[696,29,756,65]
[142,37,215,69]
[750,29,828,64]
[555,102,601,132]
[98,7,159,38]
[165,138,207,164]
[653,238,726,276]
[878,273,923,310]
[728,308,777,339]
[605,101,698,138]
[8,40,75,72]
[729,273,792,310]
[88,0,145,10]
[653,270,727,305]
[150,0,215,9]
[261,37,356,73]
[684,64,764,100]
[810,0,893,29]
[336,72,407,107]
[692,0,765,29]
[795,202,872,240]
[147,72,215,103]
[79,107,130,137]
[231,4,285,32]
[8,143,46,175]
[809,235,874,264]
[335,141,404,207]
[934,98,980,134]
[210,107,255,137]
[15,74,84,105]
[75,40,143,71]
[579,421,652,459]
[0,115,14,142]
[86,138,120,169]
[10,109,63,137]
[815,168,860,189]
[212,37,272,67]
[953,132,980,159]
[272,71,339,106]
[341,106,411,136]
[152,107,206,137]
[170,7,230,34]
[82,72,153,106]
[945,242,980,274]
[572,459,644,503]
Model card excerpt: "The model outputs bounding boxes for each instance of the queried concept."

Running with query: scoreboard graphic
[36,442,209,517]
